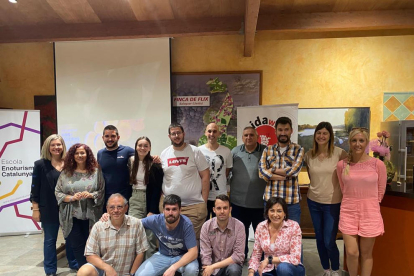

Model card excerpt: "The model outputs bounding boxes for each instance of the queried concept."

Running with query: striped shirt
[258,142,304,204]
[84,215,149,275]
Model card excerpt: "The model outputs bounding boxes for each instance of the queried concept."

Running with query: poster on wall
[171,72,261,149]
[298,107,370,154]
[0,110,41,236]
[237,104,299,147]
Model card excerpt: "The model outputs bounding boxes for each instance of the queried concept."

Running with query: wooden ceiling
[1,0,414,56]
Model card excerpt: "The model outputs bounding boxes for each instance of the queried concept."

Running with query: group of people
[30,117,386,276]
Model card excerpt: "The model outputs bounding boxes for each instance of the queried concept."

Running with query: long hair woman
[336,128,387,276]
[129,136,163,259]
[304,122,347,276]
[30,134,78,276]
[55,143,105,267]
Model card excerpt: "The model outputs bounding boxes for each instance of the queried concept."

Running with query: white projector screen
[55,38,171,155]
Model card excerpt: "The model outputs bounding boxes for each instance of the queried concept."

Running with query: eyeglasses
[170,131,183,136]
[108,205,125,211]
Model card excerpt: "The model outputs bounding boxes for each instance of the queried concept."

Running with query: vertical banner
[237,104,299,146]
[0,110,41,236]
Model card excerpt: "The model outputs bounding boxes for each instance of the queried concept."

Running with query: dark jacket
[146,163,164,215]
[30,159,61,224]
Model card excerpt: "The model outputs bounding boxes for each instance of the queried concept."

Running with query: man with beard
[97,125,134,208]
[258,117,304,224]
[200,195,245,276]
[198,123,233,220]
[160,123,210,240]
[136,194,199,276]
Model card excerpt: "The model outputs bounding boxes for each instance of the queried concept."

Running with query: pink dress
[336,158,387,237]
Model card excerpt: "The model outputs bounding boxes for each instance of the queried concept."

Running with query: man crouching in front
[136,194,199,276]
[77,193,148,276]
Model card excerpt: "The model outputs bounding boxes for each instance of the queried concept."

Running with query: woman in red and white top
[248,197,305,276]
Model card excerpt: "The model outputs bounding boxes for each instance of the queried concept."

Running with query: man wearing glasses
[160,123,210,240]
[78,193,148,276]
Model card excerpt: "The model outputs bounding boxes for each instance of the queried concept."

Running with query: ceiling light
[9,0,18,3]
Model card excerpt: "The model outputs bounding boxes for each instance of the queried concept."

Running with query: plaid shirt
[84,215,149,275]
[258,142,304,204]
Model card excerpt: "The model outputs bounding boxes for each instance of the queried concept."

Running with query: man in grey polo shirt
[229,126,267,260]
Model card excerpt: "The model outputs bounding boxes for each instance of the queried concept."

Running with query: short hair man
[97,125,135,207]
[198,123,233,219]
[160,123,210,239]
[78,193,148,276]
[258,117,304,224]
[230,126,267,259]
[136,194,199,276]
[200,195,245,276]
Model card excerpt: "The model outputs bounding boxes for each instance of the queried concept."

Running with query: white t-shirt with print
[161,144,209,206]
[198,144,233,201]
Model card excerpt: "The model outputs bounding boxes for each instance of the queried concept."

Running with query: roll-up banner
[0,110,41,236]
[237,104,299,146]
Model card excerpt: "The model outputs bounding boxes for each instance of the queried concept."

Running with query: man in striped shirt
[258,117,304,224]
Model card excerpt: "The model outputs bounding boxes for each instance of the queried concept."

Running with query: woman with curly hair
[336,128,386,276]
[128,136,163,259]
[55,143,105,267]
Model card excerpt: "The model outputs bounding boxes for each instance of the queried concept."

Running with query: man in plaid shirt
[258,117,304,224]
[77,193,149,276]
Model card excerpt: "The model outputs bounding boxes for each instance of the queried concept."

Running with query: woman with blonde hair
[336,128,387,276]
[305,122,347,276]
[30,134,78,276]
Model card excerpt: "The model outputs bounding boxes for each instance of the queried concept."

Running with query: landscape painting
[298,107,370,154]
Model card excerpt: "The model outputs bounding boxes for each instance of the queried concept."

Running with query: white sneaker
[322,270,331,276]
[331,270,341,276]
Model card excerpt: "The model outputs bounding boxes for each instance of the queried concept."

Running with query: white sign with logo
[172,96,210,107]
[0,110,41,236]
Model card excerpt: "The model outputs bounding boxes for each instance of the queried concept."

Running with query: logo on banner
[173,96,210,107]
[249,116,277,146]
[167,157,189,166]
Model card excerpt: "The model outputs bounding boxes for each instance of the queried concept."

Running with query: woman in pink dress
[336,128,387,276]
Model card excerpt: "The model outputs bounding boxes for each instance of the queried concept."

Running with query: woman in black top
[30,134,78,276]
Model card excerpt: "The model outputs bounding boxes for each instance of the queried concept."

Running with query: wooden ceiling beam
[257,9,414,32]
[1,9,414,43]
[244,0,261,57]
[0,16,243,43]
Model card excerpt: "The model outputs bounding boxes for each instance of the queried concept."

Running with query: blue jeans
[135,252,199,276]
[42,222,78,274]
[253,263,305,276]
[307,198,341,271]
[66,218,90,267]
[215,263,243,276]
[231,203,264,259]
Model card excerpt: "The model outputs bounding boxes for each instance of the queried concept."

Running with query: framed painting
[171,71,262,149]
[298,107,370,154]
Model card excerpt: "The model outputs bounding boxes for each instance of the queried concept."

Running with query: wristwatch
[268,255,273,264]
